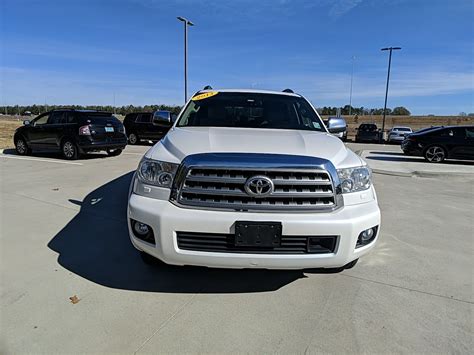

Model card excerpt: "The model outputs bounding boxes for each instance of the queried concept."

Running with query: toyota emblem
[244,176,274,197]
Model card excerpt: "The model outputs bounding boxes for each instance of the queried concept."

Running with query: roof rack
[282,88,294,93]
[203,85,213,90]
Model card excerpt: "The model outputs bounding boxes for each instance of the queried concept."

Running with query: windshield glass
[394,127,411,132]
[177,92,325,131]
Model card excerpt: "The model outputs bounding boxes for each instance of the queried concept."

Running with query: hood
[148,127,362,168]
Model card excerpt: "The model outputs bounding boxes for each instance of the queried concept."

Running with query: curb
[355,150,473,178]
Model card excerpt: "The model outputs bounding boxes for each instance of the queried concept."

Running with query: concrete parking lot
[1,144,473,353]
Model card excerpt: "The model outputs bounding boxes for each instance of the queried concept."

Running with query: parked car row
[13,109,175,159]
[13,107,474,164]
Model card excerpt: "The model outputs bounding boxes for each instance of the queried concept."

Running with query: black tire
[15,137,31,155]
[107,148,123,157]
[128,133,139,145]
[61,139,78,160]
[423,145,446,163]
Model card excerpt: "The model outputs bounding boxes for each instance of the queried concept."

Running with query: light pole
[380,46,401,142]
[177,16,194,103]
[349,55,355,116]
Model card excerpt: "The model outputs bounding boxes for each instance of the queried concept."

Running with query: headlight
[337,166,372,194]
[137,158,179,188]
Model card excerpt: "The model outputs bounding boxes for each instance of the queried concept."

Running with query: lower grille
[177,232,338,254]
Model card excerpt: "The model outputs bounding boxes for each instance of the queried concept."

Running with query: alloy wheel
[425,146,445,162]
[16,139,26,154]
[129,134,137,144]
[63,142,75,158]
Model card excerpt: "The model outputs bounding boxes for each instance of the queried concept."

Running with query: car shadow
[367,152,474,165]
[369,151,405,156]
[2,148,110,160]
[48,172,339,294]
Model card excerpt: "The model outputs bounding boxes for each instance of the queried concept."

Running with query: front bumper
[127,193,381,269]
[401,140,422,155]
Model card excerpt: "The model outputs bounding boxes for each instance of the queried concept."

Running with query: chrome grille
[172,153,342,211]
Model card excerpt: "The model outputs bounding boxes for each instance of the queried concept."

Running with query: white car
[128,89,381,270]
[388,126,413,143]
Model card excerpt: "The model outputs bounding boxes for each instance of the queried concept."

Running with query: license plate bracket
[235,221,282,248]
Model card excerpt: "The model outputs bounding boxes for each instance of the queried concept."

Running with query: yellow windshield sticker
[192,91,218,101]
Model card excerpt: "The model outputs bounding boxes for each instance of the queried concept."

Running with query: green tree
[392,106,411,115]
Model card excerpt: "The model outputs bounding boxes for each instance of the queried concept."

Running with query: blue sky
[1,0,473,114]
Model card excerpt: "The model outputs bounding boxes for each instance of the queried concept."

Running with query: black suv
[355,123,381,143]
[402,126,474,162]
[123,111,175,144]
[14,110,127,160]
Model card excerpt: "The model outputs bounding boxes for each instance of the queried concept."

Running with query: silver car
[388,126,412,143]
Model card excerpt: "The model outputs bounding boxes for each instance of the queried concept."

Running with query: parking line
[0,154,83,165]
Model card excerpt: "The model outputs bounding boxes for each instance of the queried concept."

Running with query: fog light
[131,219,155,244]
[361,228,374,241]
[356,226,378,248]
[134,222,149,235]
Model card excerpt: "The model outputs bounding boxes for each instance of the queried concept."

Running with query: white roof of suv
[197,88,301,97]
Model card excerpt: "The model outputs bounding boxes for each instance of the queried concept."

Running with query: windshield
[394,127,411,132]
[177,92,325,132]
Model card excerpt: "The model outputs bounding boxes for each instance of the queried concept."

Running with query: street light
[380,46,401,142]
[177,16,194,103]
[349,56,355,116]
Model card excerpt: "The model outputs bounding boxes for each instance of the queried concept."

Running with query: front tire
[15,137,31,155]
[107,148,123,157]
[61,140,78,160]
[424,145,446,163]
[128,133,139,145]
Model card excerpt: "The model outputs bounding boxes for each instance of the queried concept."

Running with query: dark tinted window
[136,113,152,123]
[80,113,121,125]
[34,113,49,125]
[437,128,464,137]
[177,92,324,131]
[359,124,377,132]
[155,111,170,119]
[466,128,474,138]
[48,112,65,124]
[65,112,77,123]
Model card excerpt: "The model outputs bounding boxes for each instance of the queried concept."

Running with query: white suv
[128,89,381,270]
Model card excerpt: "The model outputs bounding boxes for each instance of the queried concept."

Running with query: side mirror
[23,120,30,126]
[152,112,172,126]
[171,114,178,123]
[327,117,347,133]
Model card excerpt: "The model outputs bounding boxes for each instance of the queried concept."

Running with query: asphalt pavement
[1,143,472,354]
